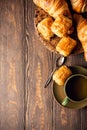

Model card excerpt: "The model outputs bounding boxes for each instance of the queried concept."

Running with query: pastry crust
[70,0,87,13]
[56,36,77,56]
[74,14,87,61]
[51,15,73,37]
[37,17,54,40]
[53,65,72,86]
[33,0,71,19]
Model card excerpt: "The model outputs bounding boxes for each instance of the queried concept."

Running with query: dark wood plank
[53,100,81,130]
[24,0,55,130]
[0,0,24,129]
[81,107,87,130]
[65,53,87,67]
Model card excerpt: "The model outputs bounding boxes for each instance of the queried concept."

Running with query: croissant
[70,0,87,13]
[33,0,72,19]
[74,14,87,61]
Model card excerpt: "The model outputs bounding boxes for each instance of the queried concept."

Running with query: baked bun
[56,36,77,56]
[37,17,54,40]
[53,65,72,86]
[51,15,73,37]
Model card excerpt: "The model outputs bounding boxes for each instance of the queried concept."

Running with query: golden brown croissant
[37,17,54,40]
[74,14,87,61]
[70,0,87,13]
[33,0,72,19]
[53,65,72,86]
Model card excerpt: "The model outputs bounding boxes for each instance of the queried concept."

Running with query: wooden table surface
[0,0,87,130]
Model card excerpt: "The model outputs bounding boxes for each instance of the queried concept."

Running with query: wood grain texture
[0,0,24,130]
[24,0,54,130]
[0,0,87,130]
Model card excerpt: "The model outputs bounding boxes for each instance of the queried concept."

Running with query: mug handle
[62,97,70,106]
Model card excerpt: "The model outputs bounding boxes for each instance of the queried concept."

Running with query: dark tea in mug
[65,75,87,101]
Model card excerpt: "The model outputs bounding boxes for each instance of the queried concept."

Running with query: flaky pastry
[33,0,72,19]
[37,17,54,40]
[51,15,73,37]
[70,0,87,13]
[74,14,87,61]
[56,36,77,56]
[53,65,72,86]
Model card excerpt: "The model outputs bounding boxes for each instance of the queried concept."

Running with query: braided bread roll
[70,0,87,13]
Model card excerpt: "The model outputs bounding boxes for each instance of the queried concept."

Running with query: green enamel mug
[62,74,87,106]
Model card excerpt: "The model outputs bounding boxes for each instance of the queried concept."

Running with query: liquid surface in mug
[66,76,87,101]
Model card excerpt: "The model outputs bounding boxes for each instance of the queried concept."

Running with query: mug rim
[64,73,87,102]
